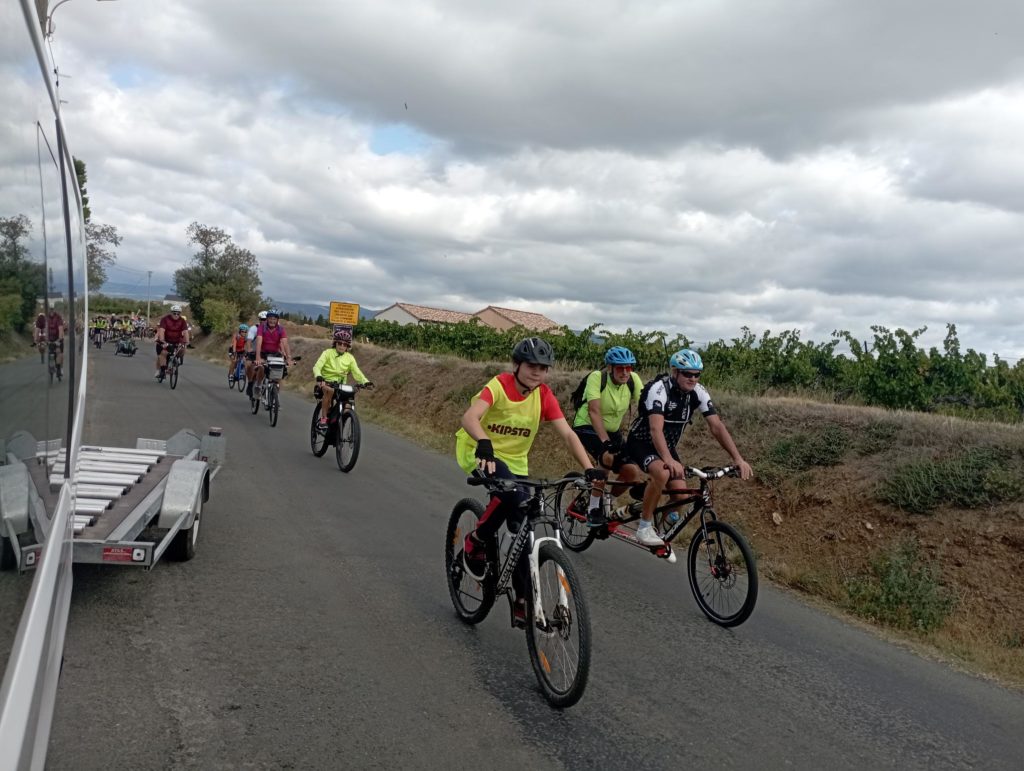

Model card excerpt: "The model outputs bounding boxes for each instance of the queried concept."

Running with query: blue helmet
[604,346,636,366]
[238,323,249,332]
[669,348,703,372]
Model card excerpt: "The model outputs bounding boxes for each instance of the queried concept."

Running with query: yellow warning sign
[329,301,360,326]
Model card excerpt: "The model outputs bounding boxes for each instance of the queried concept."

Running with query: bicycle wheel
[310,404,329,457]
[554,472,595,552]
[525,543,591,708]
[444,498,494,624]
[687,519,758,627]
[335,410,361,472]
[268,387,279,427]
[169,363,179,389]
[235,368,247,392]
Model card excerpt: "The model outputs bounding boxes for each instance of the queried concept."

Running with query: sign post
[329,301,360,337]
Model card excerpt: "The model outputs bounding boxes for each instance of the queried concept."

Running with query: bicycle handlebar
[685,465,741,480]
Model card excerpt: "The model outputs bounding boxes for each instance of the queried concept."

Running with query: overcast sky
[43,0,1024,359]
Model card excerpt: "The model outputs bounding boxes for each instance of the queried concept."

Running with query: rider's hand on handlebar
[363,380,374,389]
[734,459,754,480]
[664,459,686,480]
[584,467,608,482]
[316,375,324,383]
[474,439,496,475]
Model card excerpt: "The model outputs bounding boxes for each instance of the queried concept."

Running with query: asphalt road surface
[33,345,1024,769]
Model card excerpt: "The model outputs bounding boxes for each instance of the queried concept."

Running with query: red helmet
[333,329,353,343]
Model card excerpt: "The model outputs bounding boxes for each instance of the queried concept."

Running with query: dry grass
[194,334,1024,688]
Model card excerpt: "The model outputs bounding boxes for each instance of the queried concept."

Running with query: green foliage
[201,298,240,335]
[74,157,90,221]
[878,446,1024,513]
[174,222,264,332]
[856,421,899,456]
[845,540,955,632]
[0,293,23,332]
[350,317,1024,424]
[85,220,121,290]
[87,294,148,316]
[0,214,45,330]
[762,424,850,472]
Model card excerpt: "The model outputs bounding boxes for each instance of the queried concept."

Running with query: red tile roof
[388,302,474,324]
[475,305,560,332]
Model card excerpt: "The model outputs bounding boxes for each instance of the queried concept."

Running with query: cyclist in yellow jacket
[312,328,373,430]
[456,337,606,618]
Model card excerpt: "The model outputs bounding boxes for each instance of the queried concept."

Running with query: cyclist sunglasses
[678,371,701,379]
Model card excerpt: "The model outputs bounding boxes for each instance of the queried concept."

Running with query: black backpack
[570,370,635,411]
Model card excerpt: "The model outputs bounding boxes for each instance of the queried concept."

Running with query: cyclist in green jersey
[312,328,373,430]
[571,346,645,526]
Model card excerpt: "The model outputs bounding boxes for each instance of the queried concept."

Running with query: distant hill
[98,280,174,300]
[275,302,380,322]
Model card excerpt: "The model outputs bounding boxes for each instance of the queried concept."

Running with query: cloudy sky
[44,0,1024,358]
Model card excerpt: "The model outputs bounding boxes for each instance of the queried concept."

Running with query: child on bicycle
[312,328,373,430]
[228,323,248,376]
[456,337,605,620]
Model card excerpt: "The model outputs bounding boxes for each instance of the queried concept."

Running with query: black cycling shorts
[623,435,679,473]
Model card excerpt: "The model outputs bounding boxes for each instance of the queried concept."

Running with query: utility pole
[145,270,152,322]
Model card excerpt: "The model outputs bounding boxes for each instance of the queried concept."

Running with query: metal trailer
[1,428,226,572]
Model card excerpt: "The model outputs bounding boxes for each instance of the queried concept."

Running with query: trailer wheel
[169,501,201,562]
[0,536,16,571]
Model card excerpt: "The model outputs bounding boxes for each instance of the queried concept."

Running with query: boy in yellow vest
[456,337,606,619]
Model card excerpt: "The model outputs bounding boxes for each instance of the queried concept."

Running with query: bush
[845,540,955,632]
[762,424,850,471]
[0,293,23,332]
[201,298,240,335]
[878,446,1024,513]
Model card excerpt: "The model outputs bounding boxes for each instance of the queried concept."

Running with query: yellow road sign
[329,301,360,326]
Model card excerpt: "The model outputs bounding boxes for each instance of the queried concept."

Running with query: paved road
[39,346,1024,769]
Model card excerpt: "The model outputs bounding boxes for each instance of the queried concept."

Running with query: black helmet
[512,337,554,366]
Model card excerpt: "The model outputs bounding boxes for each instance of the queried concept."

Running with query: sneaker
[586,507,607,527]
[317,417,329,434]
[636,523,664,547]
[462,534,487,582]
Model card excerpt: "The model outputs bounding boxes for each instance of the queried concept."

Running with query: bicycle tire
[687,519,758,627]
[268,387,279,427]
[250,387,260,414]
[310,404,330,456]
[235,369,247,392]
[169,364,179,389]
[335,410,361,472]
[554,472,595,552]
[444,498,494,624]
[525,543,591,708]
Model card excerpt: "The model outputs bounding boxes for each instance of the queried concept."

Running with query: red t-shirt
[159,314,188,343]
[257,322,287,354]
[232,333,247,352]
[47,313,64,341]
[478,372,564,421]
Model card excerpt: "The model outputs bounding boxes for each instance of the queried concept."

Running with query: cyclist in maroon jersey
[154,304,190,379]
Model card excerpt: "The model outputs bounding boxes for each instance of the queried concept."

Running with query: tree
[174,222,264,332]
[0,214,45,330]
[74,158,121,289]
[74,158,91,222]
[85,220,121,289]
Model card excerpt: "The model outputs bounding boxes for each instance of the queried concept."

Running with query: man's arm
[587,399,610,443]
[550,418,596,470]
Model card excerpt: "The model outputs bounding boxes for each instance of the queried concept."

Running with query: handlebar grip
[466,476,488,486]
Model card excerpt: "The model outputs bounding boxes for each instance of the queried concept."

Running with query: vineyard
[352,318,1024,423]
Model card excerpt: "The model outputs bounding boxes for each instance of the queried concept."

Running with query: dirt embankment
[195,332,1024,687]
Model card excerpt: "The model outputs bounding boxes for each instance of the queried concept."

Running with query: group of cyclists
[220,309,374,421]
[456,336,753,594]
[92,312,152,343]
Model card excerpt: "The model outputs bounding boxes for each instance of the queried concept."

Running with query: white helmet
[170,304,182,313]
[258,310,268,320]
